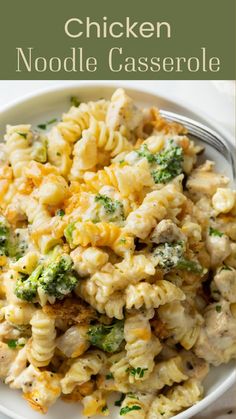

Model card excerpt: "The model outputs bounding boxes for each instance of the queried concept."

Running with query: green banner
[0,0,235,79]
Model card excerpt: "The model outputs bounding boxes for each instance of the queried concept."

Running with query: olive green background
[0,0,235,79]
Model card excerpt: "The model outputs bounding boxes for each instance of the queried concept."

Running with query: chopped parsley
[56,209,65,217]
[7,339,25,349]
[91,217,100,224]
[215,305,222,313]
[126,367,148,378]
[7,339,18,349]
[220,264,233,272]
[37,118,58,130]
[101,405,108,413]
[16,132,28,139]
[126,393,139,400]
[120,405,141,415]
[209,227,223,237]
[115,394,125,407]
[105,373,114,380]
[70,96,80,107]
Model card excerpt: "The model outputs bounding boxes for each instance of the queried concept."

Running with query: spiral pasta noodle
[125,280,185,310]
[148,379,203,419]
[61,350,106,394]
[28,311,56,367]
[1,88,235,417]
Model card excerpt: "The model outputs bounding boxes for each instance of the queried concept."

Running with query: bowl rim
[0,80,235,140]
[0,81,235,419]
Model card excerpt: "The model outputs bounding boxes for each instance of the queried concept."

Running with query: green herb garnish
[106,373,114,380]
[126,367,148,378]
[101,405,108,413]
[70,96,80,107]
[220,264,233,272]
[7,339,18,349]
[7,339,25,349]
[115,393,125,407]
[209,227,223,237]
[216,305,222,313]
[16,132,28,139]
[120,405,141,415]
[37,118,58,130]
[126,393,139,400]
[56,209,65,217]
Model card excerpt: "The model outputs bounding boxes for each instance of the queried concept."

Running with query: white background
[0,80,235,419]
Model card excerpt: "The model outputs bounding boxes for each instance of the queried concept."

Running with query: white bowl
[0,82,235,419]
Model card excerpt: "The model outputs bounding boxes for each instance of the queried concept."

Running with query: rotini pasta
[147,379,203,419]
[61,350,106,394]
[124,311,162,380]
[27,311,56,367]
[0,88,235,417]
[125,280,185,310]
[125,184,186,239]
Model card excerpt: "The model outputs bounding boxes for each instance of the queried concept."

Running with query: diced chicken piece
[216,215,236,241]
[212,267,236,302]
[0,321,21,340]
[151,219,186,244]
[0,342,18,378]
[180,350,209,381]
[5,346,28,385]
[206,232,231,267]
[194,300,236,366]
[56,324,90,358]
[106,88,143,132]
[225,242,236,268]
[11,364,61,413]
[187,161,229,196]
[212,188,236,214]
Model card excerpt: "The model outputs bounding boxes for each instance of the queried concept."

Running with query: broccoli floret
[15,255,79,302]
[64,222,76,245]
[136,144,157,163]
[0,216,10,255]
[15,265,43,302]
[152,140,183,184]
[176,258,203,274]
[88,320,124,352]
[0,216,24,259]
[95,194,125,221]
[39,255,78,299]
[153,241,184,270]
[153,241,203,273]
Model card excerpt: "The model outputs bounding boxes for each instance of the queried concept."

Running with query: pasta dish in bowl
[0,87,235,419]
